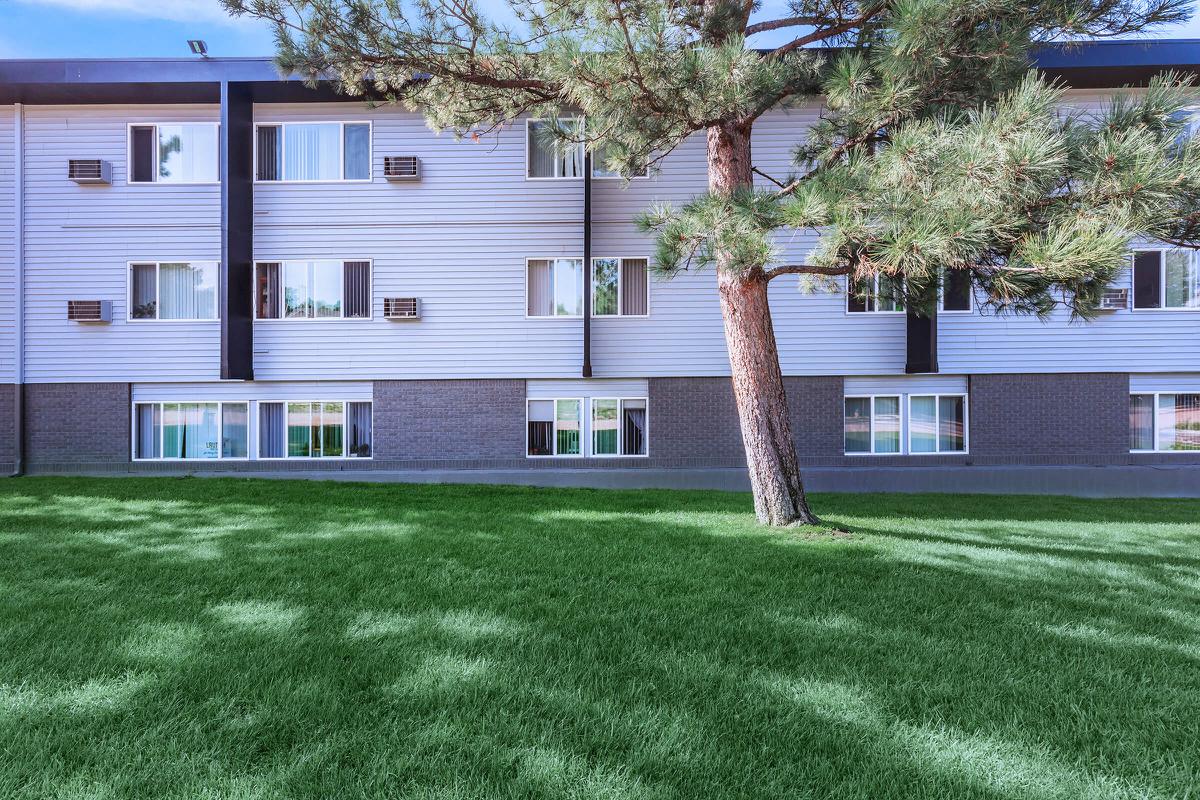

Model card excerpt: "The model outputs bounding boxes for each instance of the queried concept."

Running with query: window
[258,401,372,458]
[848,275,904,313]
[129,123,219,184]
[528,396,650,457]
[527,399,583,456]
[590,398,648,456]
[1132,249,1200,310]
[527,119,650,179]
[846,393,968,455]
[527,258,583,317]
[908,395,967,453]
[133,401,247,460]
[255,261,371,320]
[527,119,584,178]
[129,261,218,321]
[592,258,649,316]
[591,142,649,179]
[1130,393,1200,452]
[940,270,972,313]
[844,396,901,454]
[255,122,372,182]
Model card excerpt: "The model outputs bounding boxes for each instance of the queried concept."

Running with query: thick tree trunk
[707,122,820,526]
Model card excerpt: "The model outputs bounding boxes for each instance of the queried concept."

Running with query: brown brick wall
[24,382,131,467]
[373,379,527,462]
[968,373,1130,465]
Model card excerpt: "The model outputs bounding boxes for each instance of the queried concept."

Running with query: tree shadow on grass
[0,477,1196,799]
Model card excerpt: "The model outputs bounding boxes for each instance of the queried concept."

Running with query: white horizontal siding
[938,265,1200,374]
[21,105,221,383]
[131,381,372,402]
[16,90,1198,385]
[527,378,648,398]
[1129,374,1200,393]
[845,375,968,395]
[0,106,16,384]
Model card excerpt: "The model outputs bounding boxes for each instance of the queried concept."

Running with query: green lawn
[1,478,1198,800]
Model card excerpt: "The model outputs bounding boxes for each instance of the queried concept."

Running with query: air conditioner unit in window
[66,300,112,323]
[383,156,420,181]
[67,159,112,185]
[383,297,421,319]
[1098,288,1129,311]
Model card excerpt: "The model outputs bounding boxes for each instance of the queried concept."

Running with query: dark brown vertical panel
[220,81,254,380]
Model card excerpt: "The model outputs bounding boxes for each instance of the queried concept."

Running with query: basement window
[134,401,247,460]
[1130,393,1200,452]
[258,401,373,458]
[527,399,583,456]
[590,398,648,456]
[908,395,968,454]
[844,396,901,454]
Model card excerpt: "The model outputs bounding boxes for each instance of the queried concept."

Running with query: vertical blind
[620,259,648,315]
[343,262,371,318]
[256,125,280,181]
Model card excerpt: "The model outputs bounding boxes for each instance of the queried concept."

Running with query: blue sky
[0,0,1198,59]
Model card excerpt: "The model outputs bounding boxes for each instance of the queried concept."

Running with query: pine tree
[224,0,1200,526]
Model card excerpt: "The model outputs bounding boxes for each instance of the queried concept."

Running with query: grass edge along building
[0,41,1198,484]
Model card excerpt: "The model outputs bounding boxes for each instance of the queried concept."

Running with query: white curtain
[284,123,340,180]
[159,263,215,320]
[527,261,552,316]
[156,123,218,183]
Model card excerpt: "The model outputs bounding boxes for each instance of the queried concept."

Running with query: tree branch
[771,2,887,56]
[765,264,851,280]
[751,166,787,188]
[745,15,822,36]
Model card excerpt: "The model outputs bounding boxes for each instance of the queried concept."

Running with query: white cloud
[18,0,247,25]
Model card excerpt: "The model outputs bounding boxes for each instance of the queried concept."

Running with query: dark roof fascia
[2,40,1200,104]
[1033,39,1200,89]
[0,57,362,104]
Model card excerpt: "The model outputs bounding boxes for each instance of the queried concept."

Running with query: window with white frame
[592,258,649,316]
[590,398,648,456]
[845,393,968,455]
[255,261,371,320]
[255,122,371,182]
[590,141,649,179]
[258,401,373,458]
[844,396,901,454]
[133,401,247,460]
[1132,249,1200,310]
[848,274,905,313]
[1130,393,1200,452]
[527,119,585,178]
[527,258,583,317]
[129,123,219,184]
[940,269,972,313]
[129,262,218,320]
[527,399,583,456]
[527,119,650,179]
[908,395,968,453]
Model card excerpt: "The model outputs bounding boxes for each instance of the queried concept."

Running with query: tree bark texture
[707,122,820,526]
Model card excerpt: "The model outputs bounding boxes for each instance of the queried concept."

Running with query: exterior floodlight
[188,40,208,56]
